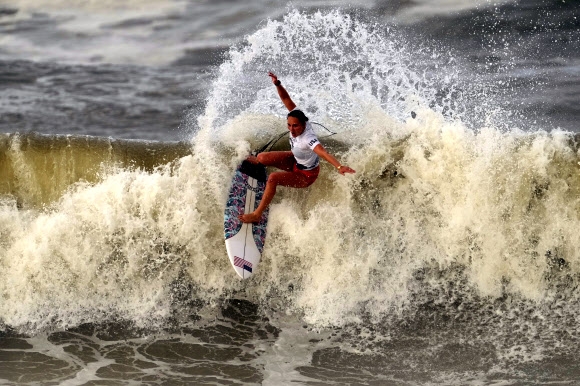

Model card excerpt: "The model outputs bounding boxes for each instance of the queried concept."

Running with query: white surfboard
[224,161,269,279]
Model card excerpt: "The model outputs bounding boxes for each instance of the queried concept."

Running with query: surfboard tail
[224,162,269,279]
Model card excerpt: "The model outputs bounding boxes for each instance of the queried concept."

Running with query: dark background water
[0,0,578,141]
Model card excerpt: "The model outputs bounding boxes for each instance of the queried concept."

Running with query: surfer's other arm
[269,72,296,111]
[313,144,356,175]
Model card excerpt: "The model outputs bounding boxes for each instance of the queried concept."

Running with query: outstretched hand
[268,72,278,84]
[338,165,356,175]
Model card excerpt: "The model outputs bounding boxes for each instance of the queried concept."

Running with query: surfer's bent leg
[239,170,310,223]
[255,151,295,172]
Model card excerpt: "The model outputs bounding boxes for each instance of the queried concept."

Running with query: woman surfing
[239,72,356,223]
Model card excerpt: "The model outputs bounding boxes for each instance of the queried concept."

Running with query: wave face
[0,133,191,207]
[1,10,580,334]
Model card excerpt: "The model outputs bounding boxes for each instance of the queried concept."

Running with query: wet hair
[287,109,309,125]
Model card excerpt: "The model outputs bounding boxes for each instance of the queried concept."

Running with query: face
[287,116,306,137]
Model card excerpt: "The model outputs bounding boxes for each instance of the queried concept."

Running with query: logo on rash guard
[308,139,319,147]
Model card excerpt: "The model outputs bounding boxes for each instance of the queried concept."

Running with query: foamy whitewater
[1,6,580,385]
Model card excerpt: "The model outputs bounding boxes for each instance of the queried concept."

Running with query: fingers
[340,166,356,175]
[268,72,277,82]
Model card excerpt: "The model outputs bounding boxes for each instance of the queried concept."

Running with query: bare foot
[239,212,262,223]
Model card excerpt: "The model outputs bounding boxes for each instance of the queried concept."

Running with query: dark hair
[287,109,309,124]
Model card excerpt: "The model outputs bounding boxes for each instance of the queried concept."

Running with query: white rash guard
[289,115,320,170]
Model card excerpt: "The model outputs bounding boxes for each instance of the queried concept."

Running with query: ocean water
[1,0,580,384]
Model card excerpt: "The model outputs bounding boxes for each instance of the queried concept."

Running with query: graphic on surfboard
[224,160,269,279]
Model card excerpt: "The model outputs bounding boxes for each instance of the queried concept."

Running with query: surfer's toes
[239,213,261,223]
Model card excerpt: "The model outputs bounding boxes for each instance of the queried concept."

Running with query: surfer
[239,72,356,223]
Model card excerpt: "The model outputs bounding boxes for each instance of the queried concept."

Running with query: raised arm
[269,72,296,111]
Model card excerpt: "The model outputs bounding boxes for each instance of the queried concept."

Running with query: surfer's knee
[256,153,268,164]
[246,155,260,165]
